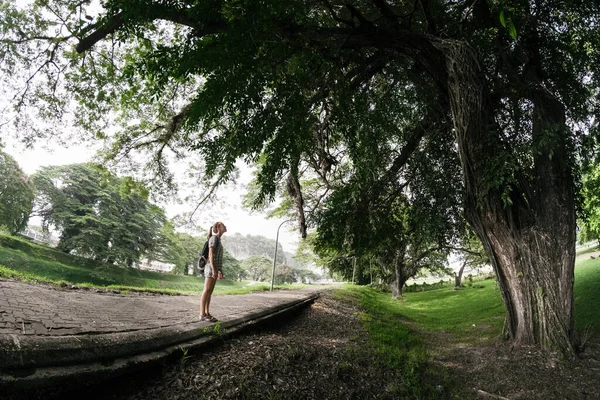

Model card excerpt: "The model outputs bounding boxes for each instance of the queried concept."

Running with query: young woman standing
[200,221,227,322]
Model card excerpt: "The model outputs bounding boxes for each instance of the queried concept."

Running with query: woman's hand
[218,271,224,280]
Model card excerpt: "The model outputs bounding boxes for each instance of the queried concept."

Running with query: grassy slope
[574,258,600,335]
[334,262,599,398]
[0,234,304,295]
[339,257,600,345]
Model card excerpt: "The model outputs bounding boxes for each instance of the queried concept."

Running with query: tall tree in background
[145,222,202,274]
[241,255,272,282]
[2,0,599,356]
[453,229,490,288]
[32,164,165,266]
[579,162,600,246]
[0,149,35,234]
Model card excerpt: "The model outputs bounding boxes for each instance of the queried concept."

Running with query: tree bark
[438,40,577,356]
[390,256,408,299]
[455,261,467,288]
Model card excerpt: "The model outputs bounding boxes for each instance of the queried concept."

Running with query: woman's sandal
[206,314,219,322]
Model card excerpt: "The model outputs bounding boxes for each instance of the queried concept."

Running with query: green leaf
[509,21,518,39]
[499,10,507,28]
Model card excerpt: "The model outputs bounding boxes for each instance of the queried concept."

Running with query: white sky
[2,137,301,253]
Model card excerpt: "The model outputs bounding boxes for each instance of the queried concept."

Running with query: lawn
[0,234,306,295]
[574,258,600,336]
[332,258,600,398]
[337,255,600,347]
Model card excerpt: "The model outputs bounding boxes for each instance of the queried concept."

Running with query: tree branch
[370,0,400,29]
[418,0,437,34]
[287,157,308,239]
[381,119,431,183]
[76,12,125,53]
[76,7,226,53]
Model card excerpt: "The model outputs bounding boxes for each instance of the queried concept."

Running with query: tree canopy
[32,163,166,266]
[241,255,272,282]
[2,0,600,356]
[0,149,35,234]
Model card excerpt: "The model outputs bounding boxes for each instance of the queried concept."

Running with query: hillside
[221,233,301,268]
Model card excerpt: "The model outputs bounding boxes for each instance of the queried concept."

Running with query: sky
[2,137,301,254]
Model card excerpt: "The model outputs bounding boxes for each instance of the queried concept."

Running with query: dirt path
[429,335,600,399]
[576,250,600,263]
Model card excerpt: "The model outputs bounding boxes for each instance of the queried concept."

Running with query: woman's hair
[207,222,222,239]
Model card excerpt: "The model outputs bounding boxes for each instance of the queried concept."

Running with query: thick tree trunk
[439,40,577,356]
[390,258,408,299]
[454,261,467,288]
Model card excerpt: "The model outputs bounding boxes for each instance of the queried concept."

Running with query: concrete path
[0,280,322,391]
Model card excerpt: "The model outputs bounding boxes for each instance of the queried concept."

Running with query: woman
[200,221,227,322]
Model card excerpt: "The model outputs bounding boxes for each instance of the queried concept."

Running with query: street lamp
[270,218,294,292]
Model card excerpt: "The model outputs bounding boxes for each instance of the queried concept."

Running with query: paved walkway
[0,280,314,336]
[0,279,322,390]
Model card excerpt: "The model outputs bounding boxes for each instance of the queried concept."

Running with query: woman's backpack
[197,240,209,274]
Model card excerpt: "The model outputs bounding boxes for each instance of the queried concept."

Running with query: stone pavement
[0,280,322,390]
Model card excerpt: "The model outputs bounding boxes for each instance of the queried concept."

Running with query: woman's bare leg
[205,277,217,315]
[200,277,216,317]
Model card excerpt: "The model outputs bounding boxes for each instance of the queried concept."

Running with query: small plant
[178,346,192,364]
[213,321,222,334]
[201,321,223,336]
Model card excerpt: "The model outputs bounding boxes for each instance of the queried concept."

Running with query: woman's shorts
[204,265,217,279]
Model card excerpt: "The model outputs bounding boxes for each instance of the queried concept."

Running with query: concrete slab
[0,280,322,391]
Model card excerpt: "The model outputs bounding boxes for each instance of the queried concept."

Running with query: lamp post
[270,218,294,292]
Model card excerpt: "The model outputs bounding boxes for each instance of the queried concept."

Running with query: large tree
[32,163,166,266]
[0,149,35,234]
[2,0,599,356]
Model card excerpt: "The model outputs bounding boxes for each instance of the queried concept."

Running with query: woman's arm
[208,246,216,276]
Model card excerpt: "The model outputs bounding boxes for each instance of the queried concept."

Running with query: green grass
[392,279,505,344]
[574,258,600,335]
[333,259,600,398]
[346,257,600,341]
[0,233,307,295]
[334,286,451,398]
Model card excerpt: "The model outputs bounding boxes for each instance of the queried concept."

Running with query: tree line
[0,152,313,283]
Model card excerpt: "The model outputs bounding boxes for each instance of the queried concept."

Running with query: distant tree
[274,264,295,285]
[580,163,600,247]
[296,269,319,283]
[292,233,320,267]
[0,150,35,234]
[147,223,203,275]
[454,230,489,288]
[241,255,272,282]
[32,164,165,266]
[222,249,245,281]
[315,174,460,298]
